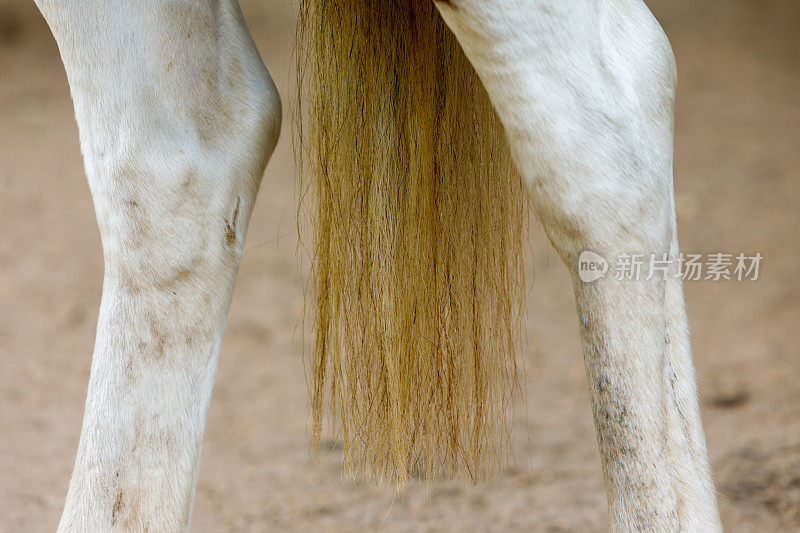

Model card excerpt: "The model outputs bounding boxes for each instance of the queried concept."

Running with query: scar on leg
[225,196,241,246]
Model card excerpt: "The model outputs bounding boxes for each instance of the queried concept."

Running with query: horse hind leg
[435,0,721,529]
[35,0,281,529]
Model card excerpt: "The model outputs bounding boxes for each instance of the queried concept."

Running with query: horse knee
[95,49,280,281]
[536,14,679,265]
[531,151,674,270]
[43,1,282,284]
[99,89,280,289]
[437,0,678,266]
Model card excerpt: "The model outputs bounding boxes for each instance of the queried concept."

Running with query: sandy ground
[1,0,798,531]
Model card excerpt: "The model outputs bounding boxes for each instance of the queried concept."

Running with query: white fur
[435,0,720,530]
[36,0,719,530]
[35,0,280,530]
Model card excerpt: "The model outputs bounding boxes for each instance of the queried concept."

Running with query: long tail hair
[297,0,527,483]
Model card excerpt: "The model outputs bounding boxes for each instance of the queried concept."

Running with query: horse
[34,0,721,530]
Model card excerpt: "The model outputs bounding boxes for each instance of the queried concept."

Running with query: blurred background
[0,0,797,531]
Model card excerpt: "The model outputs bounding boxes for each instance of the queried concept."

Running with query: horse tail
[297,0,527,483]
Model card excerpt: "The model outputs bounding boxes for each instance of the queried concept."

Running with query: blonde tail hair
[297,0,527,483]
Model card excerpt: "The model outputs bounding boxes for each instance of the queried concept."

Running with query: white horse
[35,0,721,530]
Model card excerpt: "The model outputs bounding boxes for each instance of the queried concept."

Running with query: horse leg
[661,228,721,529]
[435,0,721,529]
[34,1,281,529]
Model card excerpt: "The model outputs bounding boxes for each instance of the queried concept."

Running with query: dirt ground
[1,0,798,531]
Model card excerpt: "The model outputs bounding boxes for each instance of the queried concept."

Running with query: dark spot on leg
[156,267,194,292]
[181,171,195,190]
[146,314,169,360]
[111,491,124,525]
[123,359,135,385]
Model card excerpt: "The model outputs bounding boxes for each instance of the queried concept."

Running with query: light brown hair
[297,0,527,483]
